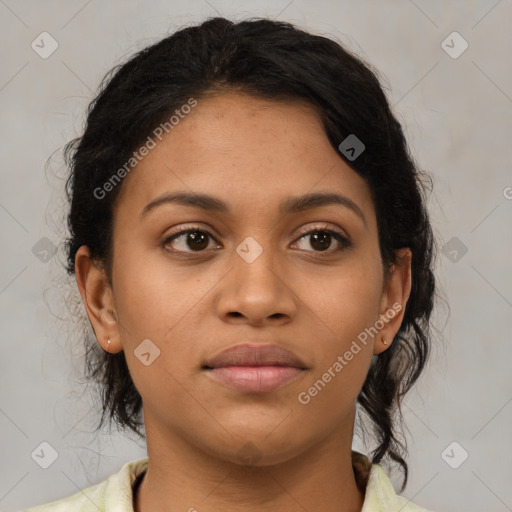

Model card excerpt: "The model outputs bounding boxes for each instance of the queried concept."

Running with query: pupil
[311,231,330,251]
[188,232,208,250]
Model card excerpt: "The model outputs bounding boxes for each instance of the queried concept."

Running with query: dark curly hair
[62,16,440,491]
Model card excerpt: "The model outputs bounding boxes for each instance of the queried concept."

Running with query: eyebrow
[140,190,366,227]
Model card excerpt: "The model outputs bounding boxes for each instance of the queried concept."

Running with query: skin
[75,91,412,512]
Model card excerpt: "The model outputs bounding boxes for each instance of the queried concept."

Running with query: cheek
[110,254,202,415]
[294,350,373,444]
[111,243,193,337]
[297,256,383,344]
[295,268,379,418]
[110,247,212,378]
[296,256,381,394]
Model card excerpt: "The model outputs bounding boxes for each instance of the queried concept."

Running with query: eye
[292,224,352,254]
[162,226,219,253]
[162,224,352,256]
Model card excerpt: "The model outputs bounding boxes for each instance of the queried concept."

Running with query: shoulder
[362,463,435,512]
[23,457,149,512]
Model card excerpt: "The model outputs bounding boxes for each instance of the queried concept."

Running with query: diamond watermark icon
[32,237,58,263]
[441,441,469,469]
[442,236,468,263]
[338,134,365,161]
[236,236,263,264]
[31,32,59,59]
[134,338,161,366]
[441,32,468,59]
[31,441,59,469]
[237,441,263,465]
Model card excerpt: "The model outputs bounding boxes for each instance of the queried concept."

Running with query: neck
[134,410,366,512]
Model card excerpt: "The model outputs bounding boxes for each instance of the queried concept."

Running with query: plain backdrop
[1,1,511,511]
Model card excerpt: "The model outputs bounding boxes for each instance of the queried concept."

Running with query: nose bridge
[216,233,296,323]
[234,233,283,295]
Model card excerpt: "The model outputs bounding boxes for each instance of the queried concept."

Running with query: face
[76,91,411,466]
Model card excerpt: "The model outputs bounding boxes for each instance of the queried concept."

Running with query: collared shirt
[24,452,434,511]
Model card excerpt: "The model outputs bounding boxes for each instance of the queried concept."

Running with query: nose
[215,242,297,326]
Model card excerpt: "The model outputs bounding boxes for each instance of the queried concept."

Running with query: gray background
[1,1,511,511]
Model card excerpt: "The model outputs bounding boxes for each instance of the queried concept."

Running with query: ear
[374,248,412,355]
[75,245,122,353]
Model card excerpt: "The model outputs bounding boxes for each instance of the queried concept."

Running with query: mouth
[202,343,308,394]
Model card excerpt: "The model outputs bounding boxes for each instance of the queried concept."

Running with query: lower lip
[205,366,305,393]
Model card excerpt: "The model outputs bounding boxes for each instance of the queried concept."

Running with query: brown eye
[308,231,333,251]
[293,227,352,254]
[163,228,217,253]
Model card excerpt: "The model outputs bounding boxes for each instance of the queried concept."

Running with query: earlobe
[75,245,122,353]
[374,248,412,355]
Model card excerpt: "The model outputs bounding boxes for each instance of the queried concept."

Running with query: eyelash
[162,224,352,257]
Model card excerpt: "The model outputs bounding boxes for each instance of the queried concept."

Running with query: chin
[214,431,313,467]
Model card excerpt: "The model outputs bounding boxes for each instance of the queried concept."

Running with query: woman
[26,16,438,512]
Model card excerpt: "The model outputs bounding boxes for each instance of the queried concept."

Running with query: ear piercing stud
[382,338,387,345]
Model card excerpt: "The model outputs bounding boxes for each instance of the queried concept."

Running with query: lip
[202,343,307,370]
[202,343,308,394]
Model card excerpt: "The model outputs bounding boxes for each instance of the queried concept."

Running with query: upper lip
[202,343,308,370]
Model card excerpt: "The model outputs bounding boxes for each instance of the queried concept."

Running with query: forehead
[113,92,375,222]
